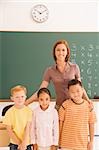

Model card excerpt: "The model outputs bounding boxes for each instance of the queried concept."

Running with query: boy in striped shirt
[59,79,96,150]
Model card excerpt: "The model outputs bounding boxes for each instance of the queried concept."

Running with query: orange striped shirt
[59,99,96,149]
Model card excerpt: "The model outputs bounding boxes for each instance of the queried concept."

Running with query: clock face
[32,4,49,23]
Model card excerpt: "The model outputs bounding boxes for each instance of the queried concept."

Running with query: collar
[53,61,71,71]
[38,104,52,112]
[71,98,84,105]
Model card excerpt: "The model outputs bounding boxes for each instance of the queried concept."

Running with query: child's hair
[10,85,27,96]
[68,79,82,89]
[37,87,51,98]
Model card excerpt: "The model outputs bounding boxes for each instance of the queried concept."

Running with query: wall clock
[32,4,49,23]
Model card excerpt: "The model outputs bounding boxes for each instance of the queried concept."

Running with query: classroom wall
[0,0,99,98]
[0,1,99,145]
[0,0,98,99]
[0,0,98,32]
[0,1,99,146]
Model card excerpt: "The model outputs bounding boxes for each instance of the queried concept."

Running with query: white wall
[0,0,98,32]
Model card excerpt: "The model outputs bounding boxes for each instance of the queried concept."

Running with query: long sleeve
[30,111,37,144]
[52,109,59,146]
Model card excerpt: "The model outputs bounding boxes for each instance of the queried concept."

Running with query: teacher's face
[55,43,67,62]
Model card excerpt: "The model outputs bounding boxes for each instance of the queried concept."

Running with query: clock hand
[40,9,47,14]
[34,9,42,14]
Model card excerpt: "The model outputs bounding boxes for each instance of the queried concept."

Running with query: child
[30,87,59,150]
[59,79,96,150]
[3,85,33,150]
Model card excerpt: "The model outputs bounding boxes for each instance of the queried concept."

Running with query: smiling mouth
[58,56,64,58]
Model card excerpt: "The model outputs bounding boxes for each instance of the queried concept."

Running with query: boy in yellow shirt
[3,85,32,150]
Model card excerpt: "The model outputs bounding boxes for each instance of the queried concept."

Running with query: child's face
[69,84,83,102]
[11,90,27,108]
[38,92,50,111]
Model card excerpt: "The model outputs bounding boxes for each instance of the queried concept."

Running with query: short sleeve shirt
[43,62,81,106]
[3,105,33,145]
[59,99,96,149]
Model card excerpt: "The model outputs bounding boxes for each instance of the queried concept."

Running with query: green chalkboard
[0,32,99,99]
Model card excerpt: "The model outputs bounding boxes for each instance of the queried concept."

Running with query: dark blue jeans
[9,143,32,150]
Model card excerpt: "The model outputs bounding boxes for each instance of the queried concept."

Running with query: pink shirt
[43,62,81,106]
[31,105,59,147]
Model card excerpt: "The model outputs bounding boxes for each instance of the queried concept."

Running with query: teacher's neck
[56,61,67,73]
[56,60,66,66]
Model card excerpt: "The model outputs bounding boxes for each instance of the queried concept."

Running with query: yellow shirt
[3,105,32,145]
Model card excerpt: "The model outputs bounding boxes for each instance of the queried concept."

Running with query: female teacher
[25,39,90,110]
